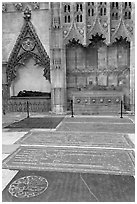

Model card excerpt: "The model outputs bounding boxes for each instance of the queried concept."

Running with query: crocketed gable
[7,7,50,85]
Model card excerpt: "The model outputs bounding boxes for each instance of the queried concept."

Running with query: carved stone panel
[86,46,97,70]
[108,45,117,68]
[98,46,107,70]
[66,46,76,71]
[87,75,96,86]
[117,45,129,67]
[67,76,76,88]
[76,46,85,70]
[77,76,87,88]
[108,74,117,87]
[98,73,107,86]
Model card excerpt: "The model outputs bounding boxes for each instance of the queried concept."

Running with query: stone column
[129,40,135,113]
[51,67,66,114]
[2,63,10,113]
[129,3,135,113]
[50,2,67,114]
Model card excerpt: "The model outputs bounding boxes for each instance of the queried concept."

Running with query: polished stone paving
[15,131,134,149]
[57,121,135,133]
[2,171,135,202]
[4,117,64,129]
[2,113,135,202]
[64,116,133,123]
[3,146,134,175]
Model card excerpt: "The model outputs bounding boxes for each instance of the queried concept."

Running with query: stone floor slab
[2,171,135,202]
[2,146,135,176]
[4,117,64,129]
[15,131,134,149]
[57,122,135,133]
[64,116,133,123]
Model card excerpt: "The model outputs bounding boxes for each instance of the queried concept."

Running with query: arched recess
[6,7,50,96]
[10,53,51,96]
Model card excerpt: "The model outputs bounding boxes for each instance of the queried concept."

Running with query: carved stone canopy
[7,8,50,85]
[24,7,31,21]
[89,33,106,47]
[66,38,81,48]
[66,34,106,48]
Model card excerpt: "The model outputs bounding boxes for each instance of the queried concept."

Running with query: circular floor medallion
[8,175,48,198]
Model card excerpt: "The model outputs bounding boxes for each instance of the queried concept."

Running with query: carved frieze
[2,2,42,13]
[7,8,50,85]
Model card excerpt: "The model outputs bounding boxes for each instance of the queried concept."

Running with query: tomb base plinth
[72,91,124,115]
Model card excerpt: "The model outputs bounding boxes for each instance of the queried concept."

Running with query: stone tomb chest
[72,91,123,115]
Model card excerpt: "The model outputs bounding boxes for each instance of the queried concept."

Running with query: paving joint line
[55,121,63,130]
[80,173,99,202]
[19,144,134,151]
[63,121,132,124]
[56,130,134,134]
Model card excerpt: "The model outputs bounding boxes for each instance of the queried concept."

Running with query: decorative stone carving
[79,29,84,35]
[22,37,35,51]
[77,99,80,103]
[7,8,50,85]
[63,30,67,35]
[8,98,51,112]
[52,3,60,29]
[87,3,109,45]
[14,3,23,11]
[100,98,104,103]
[2,3,7,12]
[24,7,31,21]
[32,2,40,10]
[110,2,133,43]
[62,3,85,45]
[116,98,120,103]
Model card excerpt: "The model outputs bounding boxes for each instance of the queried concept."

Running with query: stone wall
[2,3,50,62]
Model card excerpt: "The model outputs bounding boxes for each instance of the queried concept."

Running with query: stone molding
[2,2,46,13]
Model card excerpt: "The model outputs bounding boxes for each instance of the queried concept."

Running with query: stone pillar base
[51,87,67,114]
[52,105,64,114]
[130,104,135,115]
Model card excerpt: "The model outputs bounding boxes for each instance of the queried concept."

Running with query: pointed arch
[7,8,50,85]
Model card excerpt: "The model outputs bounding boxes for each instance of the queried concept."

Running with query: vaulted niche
[66,35,130,110]
[10,57,51,96]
